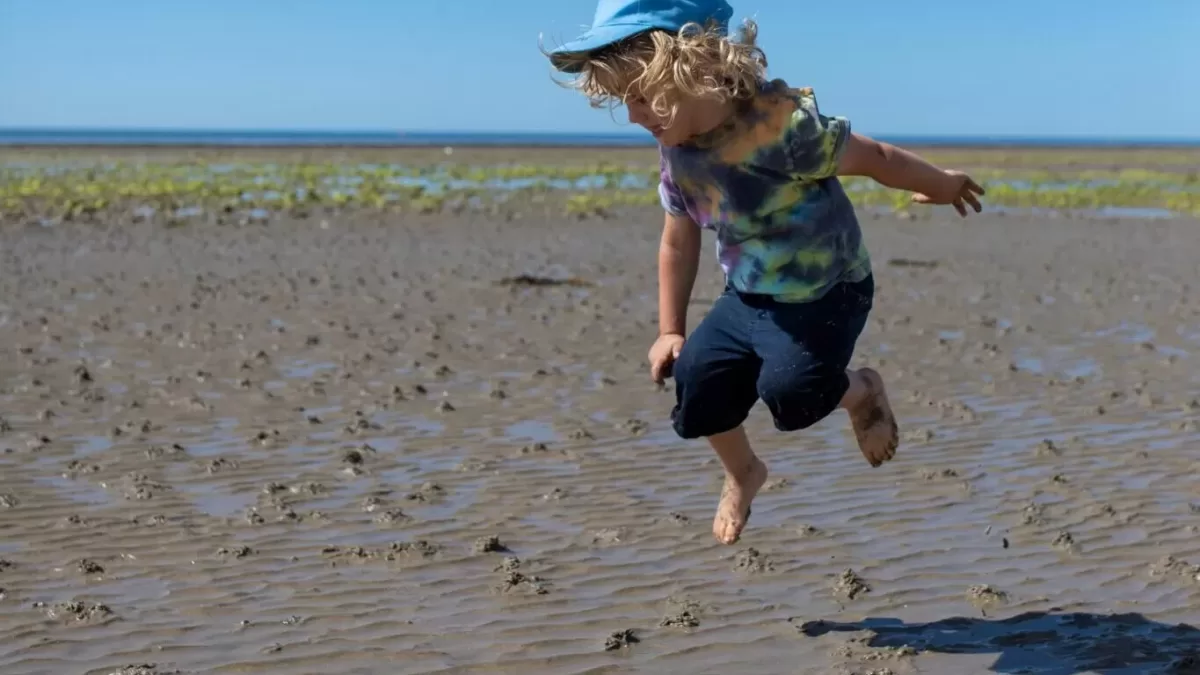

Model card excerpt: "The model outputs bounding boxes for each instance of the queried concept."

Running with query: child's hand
[648,333,686,384]
[911,170,985,217]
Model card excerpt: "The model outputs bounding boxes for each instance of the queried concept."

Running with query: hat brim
[547,22,656,73]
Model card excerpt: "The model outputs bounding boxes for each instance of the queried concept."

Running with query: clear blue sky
[1,0,1197,138]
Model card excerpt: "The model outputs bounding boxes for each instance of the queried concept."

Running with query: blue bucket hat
[548,0,734,73]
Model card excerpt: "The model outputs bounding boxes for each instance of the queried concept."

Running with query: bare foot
[713,458,768,544]
[848,368,899,467]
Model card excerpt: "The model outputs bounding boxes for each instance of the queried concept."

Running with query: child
[545,0,985,545]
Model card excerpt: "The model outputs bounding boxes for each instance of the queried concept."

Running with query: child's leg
[754,274,898,466]
[705,425,768,544]
[670,292,764,545]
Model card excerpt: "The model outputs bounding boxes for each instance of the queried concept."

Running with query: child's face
[625,90,727,147]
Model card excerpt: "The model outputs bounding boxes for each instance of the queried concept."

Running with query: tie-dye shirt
[658,79,871,302]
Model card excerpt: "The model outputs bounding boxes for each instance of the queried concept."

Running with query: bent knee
[758,366,849,431]
[670,350,757,440]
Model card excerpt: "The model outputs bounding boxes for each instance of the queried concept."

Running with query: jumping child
[545,0,985,545]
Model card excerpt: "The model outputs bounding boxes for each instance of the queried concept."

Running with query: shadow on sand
[795,611,1200,674]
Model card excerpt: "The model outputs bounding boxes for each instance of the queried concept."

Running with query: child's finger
[966,177,986,195]
[963,192,982,212]
[953,198,967,217]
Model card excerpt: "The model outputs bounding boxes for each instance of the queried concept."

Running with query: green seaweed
[2,148,1198,224]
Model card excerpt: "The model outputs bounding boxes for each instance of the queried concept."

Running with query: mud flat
[2,148,1200,674]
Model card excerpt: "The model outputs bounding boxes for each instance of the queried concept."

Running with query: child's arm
[658,211,701,337]
[837,133,985,217]
[649,211,701,384]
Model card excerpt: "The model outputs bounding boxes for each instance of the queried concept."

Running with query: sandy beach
[2,147,1200,675]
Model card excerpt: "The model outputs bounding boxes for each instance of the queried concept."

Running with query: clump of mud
[1020,502,1047,526]
[391,540,440,558]
[38,599,113,622]
[493,570,547,595]
[76,558,105,575]
[591,528,625,546]
[604,628,639,651]
[1150,555,1200,583]
[832,632,919,661]
[373,508,410,524]
[105,665,181,675]
[659,598,701,628]
[620,418,648,435]
[492,556,521,572]
[1052,531,1079,552]
[405,481,446,502]
[833,569,871,599]
[762,478,792,491]
[1035,439,1062,457]
[321,541,440,563]
[216,545,255,559]
[966,584,1010,612]
[733,547,775,573]
[488,555,547,594]
[473,535,508,553]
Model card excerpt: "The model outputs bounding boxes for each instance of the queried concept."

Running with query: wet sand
[2,186,1200,674]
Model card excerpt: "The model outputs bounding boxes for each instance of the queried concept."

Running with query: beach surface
[2,148,1200,675]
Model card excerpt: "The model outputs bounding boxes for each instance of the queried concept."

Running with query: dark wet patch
[887,258,938,269]
[496,274,592,288]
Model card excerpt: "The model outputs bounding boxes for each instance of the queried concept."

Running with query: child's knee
[757,366,849,431]
[670,349,757,440]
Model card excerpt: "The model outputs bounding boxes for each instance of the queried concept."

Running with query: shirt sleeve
[781,87,851,181]
[658,152,690,217]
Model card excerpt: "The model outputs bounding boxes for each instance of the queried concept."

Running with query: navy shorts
[669,275,874,439]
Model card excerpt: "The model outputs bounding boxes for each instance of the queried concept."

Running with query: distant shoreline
[2,129,1198,151]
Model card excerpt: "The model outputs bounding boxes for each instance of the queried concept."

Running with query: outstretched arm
[837,133,985,217]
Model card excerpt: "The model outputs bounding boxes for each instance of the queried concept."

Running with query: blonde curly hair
[548,19,767,127]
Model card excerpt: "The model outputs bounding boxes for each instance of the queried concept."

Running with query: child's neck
[681,99,740,148]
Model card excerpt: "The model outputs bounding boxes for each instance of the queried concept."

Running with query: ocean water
[2,128,1198,148]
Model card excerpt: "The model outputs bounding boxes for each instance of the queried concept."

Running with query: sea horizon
[2,128,1199,149]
